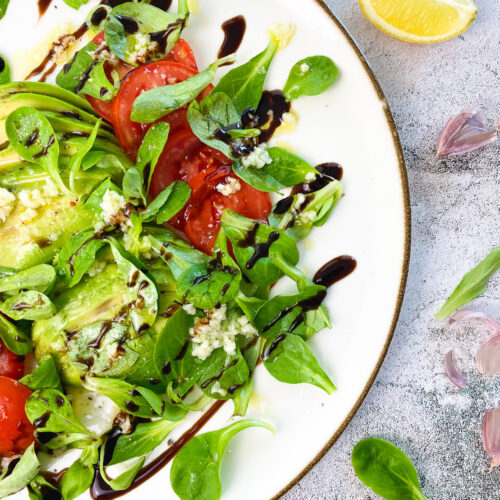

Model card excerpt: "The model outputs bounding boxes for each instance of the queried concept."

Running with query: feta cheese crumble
[0,187,15,223]
[17,180,60,223]
[216,177,241,196]
[100,189,127,225]
[241,145,272,169]
[305,171,316,182]
[125,32,158,65]
[300,63,310,74]
[268,23,296,50]
[190,304,257,360]
[300,210,317,224]
[182,303,197,315]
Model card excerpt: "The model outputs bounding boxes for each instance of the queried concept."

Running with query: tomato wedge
[150,128,272,254]
[0,339,25,379]
[165,39,198,70]
[0,377,35,457]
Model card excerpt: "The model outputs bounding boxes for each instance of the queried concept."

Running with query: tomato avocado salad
[0,1,351,499]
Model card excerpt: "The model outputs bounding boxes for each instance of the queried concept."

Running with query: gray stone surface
[284,1,500,499]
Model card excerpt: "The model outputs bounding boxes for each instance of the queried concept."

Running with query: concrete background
[284,1,500,499]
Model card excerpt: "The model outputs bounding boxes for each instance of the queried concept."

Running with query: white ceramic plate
[1,0,410,498]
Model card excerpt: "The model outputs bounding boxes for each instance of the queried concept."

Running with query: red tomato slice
[150,128,272,254]
[112,61,200,158]
[0,339,25,380]
[165,39,198,70]
[0,377,35,457]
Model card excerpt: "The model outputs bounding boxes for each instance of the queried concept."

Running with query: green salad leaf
[352,438,427,500]
[141,180,191,224]
[283,56,339,101]
[20,356,62,392]
[170,419,274,500]
[0,0,10,20]
[131,54,236,123]
[0,444,40,499]
[99,454,145,492]
[0,264,56,294]
[0,55,10,84]
[5,107,70,194]
[27,475,60,500]
[63,0,91,9]
[0,313,32,355]
[0,291,55,321]
[60,443,99,500]
[435,247,500,319]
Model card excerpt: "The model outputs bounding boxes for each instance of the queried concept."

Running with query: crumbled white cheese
[281,112,296,125]
[305,171,316,182]
[268,23,296,50]
[94,220,106,233]
[295,193,306,207]
[300,63,310,74]
[100,189,127,225]
[216,177,241,196]
[300,210,317,224]
[20,208,39,223]
[87,40,120,66]
[16,180,60,224]
[87,260,107,278]
[48,232,59,242]
[125,32,158,65]
[190,305,257,360]
[182,303,197,315]
[241,145,272,169]
[0,187,15,223]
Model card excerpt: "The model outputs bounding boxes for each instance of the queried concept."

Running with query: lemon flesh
[359,0,478,43]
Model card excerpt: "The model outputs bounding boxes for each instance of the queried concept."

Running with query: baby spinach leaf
[69,119,101,192]
[0,313,32,355]
[268,180,343,241]
[136,122,170,191]
[99,454,145,492]
[5,107,70,194]
[352,438,427,500]
[0,291,55,321]
[56,41,117,101]
[141,180,190,224]
[82,376,159,418]
[283,56,339,101]
[176,230,241,309]
[108,239,158,333]
[170,419,274,500]
[20,356,62,392]
[212,37,278,113]
[0,443,40,499]
[435,246,500,319]
[104,3,186,66]
[67,320,140,377]
[108,419,180,466]
[0,264,55,295]
[262,333,335,394]
[131,54,236,123]
[187,92,240,158]
[25,388,98,449]
[198,348,249,400]
[63,0,91,9]
[60,443,98,500]
[221,210,299,287]
[0,54,10,84]
[57,229,107,287]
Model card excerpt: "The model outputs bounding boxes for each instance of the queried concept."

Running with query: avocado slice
[32,264,131,386]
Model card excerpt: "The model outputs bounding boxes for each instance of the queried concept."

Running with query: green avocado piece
[32,264,130,386]
[0,81,96,114]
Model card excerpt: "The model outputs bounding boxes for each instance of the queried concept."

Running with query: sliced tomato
[150,129,272,254]
[165,39,198,70]
[112,61,201,158]
[0,339,25,380]
[0,377,35,457]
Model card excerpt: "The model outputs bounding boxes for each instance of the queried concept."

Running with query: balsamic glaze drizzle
[38,0,53,19]
[218,15,246,58]
[313,256,357,288]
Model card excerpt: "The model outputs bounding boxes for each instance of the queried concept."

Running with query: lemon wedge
[359,0,478,43]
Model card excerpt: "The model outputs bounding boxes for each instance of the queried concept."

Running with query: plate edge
[272,1,411,498]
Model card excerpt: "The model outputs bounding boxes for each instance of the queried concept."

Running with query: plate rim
[273,1,411,497]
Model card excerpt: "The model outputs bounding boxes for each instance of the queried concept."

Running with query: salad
[0,1,354,499]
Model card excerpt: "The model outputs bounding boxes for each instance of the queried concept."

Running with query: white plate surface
[1,0,409,498]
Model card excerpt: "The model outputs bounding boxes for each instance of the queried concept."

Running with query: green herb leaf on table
[141,180,191,224]
[435,247,500,320]
[107,419,180,466]
[262,333,335,393]
[5,107,70,194]
[0,54,10,84]
[0,313,32,355]
[0,264,56,294]
[104,3,187,66]
[56,41,118,101]
[283,56,339,101]
[170,419,274,500]
[352,438,427,500]
[20,356,62,392]
[131,54,236,123]
[25,388,98,449]
[0,291,55,320]
[0,444,40,499]
[212,36,278,113]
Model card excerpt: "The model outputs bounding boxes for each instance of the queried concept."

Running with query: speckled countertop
[284,1,500,499]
